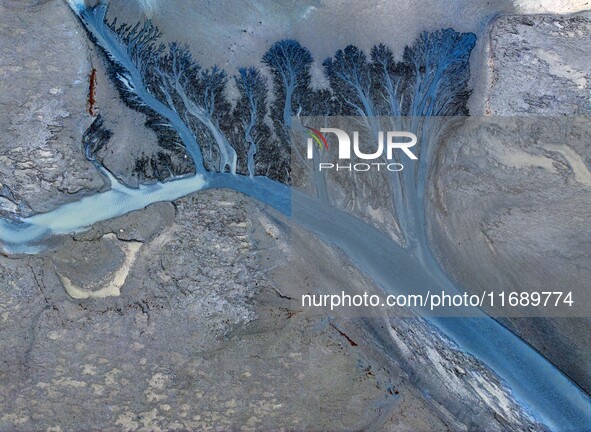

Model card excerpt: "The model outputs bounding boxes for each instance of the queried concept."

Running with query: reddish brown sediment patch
[330,322,358,347]
[88,68,97,116]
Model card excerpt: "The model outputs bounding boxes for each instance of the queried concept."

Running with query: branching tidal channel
[0,2,589,430]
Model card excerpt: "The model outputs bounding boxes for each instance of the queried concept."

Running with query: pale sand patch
[544,144,591,186]
[536,49,588,90]
[514,0,591,13]
[489,143,591,187]
[60,234,142,299]
[489,144,557,172]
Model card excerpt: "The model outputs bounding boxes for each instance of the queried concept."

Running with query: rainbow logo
[305,127,329,151]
